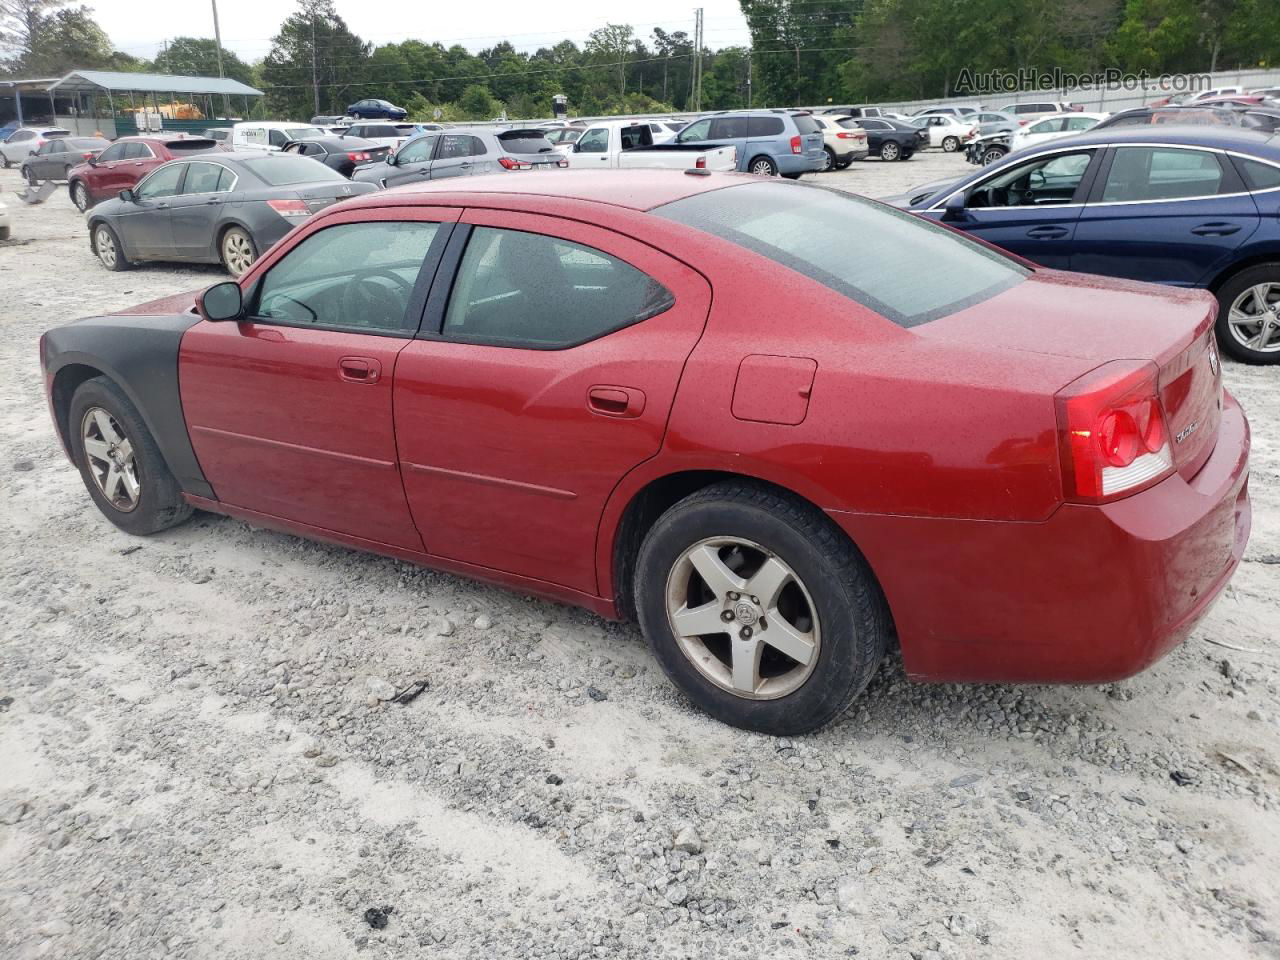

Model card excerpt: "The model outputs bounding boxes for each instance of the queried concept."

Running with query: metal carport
[41,70,264,137]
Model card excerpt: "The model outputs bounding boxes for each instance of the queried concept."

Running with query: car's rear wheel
[1216,265,1280,364]
[635,482,890,735]
[880,141,901,161]
[820,147,836,172]
[834,156,854,170]
[22,164,36,185]
[942,135,960,152]
[220,227,258,278]
[71,180,90,211]
[94,223,131,271]
[1,154,10,169]
[68,377,193,535]
[748,155,778,177]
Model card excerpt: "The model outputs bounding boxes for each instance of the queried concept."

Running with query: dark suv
[673,110,825,178]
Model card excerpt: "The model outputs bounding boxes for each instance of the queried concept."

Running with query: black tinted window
[655,182,1026,328]
[498,131,554,154]
[747,116,785,137]
[1236,157,1280,190]
[256,222,441,333]
[709,116,749,138]
[443,227,674,349]
[97,143,126,163]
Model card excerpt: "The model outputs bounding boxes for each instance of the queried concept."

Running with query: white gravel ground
[1,153,1278,960]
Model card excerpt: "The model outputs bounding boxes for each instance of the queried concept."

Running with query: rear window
[241,155,345,185]
[654,182,1027,327]
[497,130,556,155]
[791,114,821,134]
[166,138,220,153]
[1237,157,1280,190]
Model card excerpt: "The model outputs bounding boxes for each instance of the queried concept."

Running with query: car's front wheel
[1216,264,1280,364]
[220,227,258,278]
[880,141,901,161]
[635,482,890,735]
[981,146,1007,165]
[94,223,131,271]
[71,180,91,211]
[68,377,193,535]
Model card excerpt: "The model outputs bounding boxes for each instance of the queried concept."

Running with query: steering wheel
[340,269,414,328]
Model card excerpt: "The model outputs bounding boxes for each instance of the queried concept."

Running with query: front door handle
[1026,225,1068,239]
[1190,222,1242,237]
[338,356,381,383]
[587,385,645,418]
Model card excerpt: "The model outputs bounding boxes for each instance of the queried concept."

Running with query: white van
[231,121,327,152]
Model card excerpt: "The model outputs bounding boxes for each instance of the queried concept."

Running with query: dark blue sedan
[895,128,1280,364]
[346,98,408,121]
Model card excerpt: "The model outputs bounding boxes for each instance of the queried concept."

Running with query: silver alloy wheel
[750,158,776,176]
[72,182,89,211]
[881,142,900,161]
[665,536,821,700]
[821,149,834,172]
[95,225,117,268]
[1227,282,1280,354]
[942,136,959,152]
[982,147,1005,165]
[222,230,255,277]
[81,407,140,512]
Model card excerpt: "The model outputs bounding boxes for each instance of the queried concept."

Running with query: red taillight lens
[347,151,368,163]
[790,135,802,154]
[497,156,532,170]
[266,198,310,218]
[1055,360,1174,503]
[1019,119,1029,126]
[836,131,859,139]
[695,155,706,169]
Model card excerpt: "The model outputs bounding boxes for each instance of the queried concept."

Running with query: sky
[93,0,754,64]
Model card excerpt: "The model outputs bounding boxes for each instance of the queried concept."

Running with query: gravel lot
[1,151,1278,960]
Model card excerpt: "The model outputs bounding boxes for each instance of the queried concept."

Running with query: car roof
[294,135,378,148]
[232,121,320,129]
[1037,126,1279,153]
[340,168,755,213]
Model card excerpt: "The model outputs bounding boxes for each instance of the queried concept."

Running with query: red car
[67,135,223,212]
[39,171,1252,735]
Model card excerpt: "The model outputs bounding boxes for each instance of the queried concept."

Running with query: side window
[97,143,126,163]
[967,150,1093,209]
[269,129,288,147]
[746,116,785,137]
[1029,118,1066,134]
[182,162,229,194]
[255,221,442,333]
[443,227,674,349]
[1237,157,1280,191]
[467,135,487,157]
[11,130,33,142]
[709,116,749,138]
[1101,147,1224,202]
[1064,116,1096,131]
[677,119,712,142]
[575,128,609,153]
[136,163,184,199]
[127,143,155,159]
[397,136,435,164]
[437,135,474,159]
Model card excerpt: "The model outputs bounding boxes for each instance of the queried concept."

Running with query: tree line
[2,0,1278,122]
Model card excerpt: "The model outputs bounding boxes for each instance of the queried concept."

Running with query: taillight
[1019,120,1029,126]
[790,135,802,154]
[347,151,369,163]
[1055,360,1174,503]
[836,132,861,139]
[556,157,569,168]
[83,152,93,160]
[497,156,532,170]
[266,198,310,219]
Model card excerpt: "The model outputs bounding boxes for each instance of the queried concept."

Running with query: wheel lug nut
[727,592,740,601]
[721,610,734,622]
[739,626,753,640]
[750,596,759,604]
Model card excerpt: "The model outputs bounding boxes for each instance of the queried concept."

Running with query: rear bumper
[776,152,825,174]
[829,390,1251,684]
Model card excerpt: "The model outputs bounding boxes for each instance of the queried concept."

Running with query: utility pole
[693,7,704,113]
[746,50,752,108]
[211,0,230,117]
[310,11,320,117]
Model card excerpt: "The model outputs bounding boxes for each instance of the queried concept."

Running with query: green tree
[456,82,500,119]
[260,0,369,119]
[585,23,634,99]
[154,36,255,86]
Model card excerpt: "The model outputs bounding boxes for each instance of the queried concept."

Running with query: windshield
[286,127,325,140]
[654,182,1028,327]
[242,155,345,185]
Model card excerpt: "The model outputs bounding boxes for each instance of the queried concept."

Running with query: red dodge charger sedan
[41,170,1251,734]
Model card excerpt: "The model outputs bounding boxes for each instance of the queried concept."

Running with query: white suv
[0,126,71,167]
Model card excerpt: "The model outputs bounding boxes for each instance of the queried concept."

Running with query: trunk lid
[920,270,1223,479]
[290,180,377,214]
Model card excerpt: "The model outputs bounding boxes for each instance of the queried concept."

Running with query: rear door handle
[1026,225,1068,239]
[587,385,645,418]
[205,198,222,205]
[1190,222,1241,237]
[338,356,381,383]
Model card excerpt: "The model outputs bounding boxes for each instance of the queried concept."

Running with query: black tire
[880,141,901,162]
[93,222,131,271]
[22,164,36,185]
[70,180,91,212]
[0,225,10,241]
[62,163,73,180]
[634,482,890,736]
[747,155,778,177]
[781,172,803,180]
[942,135,960,153]
[820,146,836,172]
[1215,263,1280,364]
[981,147,1007,165]
[834,156,854,170]
[68,377,193,536]
[1,154,10,169]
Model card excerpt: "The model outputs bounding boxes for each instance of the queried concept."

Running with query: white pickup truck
[565,120,737,171]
